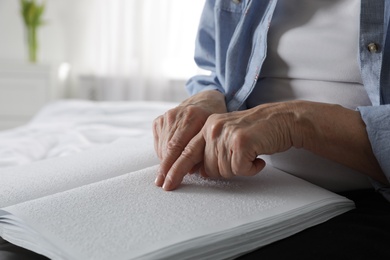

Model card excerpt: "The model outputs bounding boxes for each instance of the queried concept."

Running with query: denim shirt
[186,0,390,200]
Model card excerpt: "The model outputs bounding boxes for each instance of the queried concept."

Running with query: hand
[159,100,387,191]
[161,102,297,190]
[153,90,227,187]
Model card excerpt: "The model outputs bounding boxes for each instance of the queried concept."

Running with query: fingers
[153,106,207,187]
[152,116,163,160]
[227,134,265,177]
[162,133,205,190]
[153,91,228,189]
[154,104,283,191]
[154,171,166,187]
[202,114,267,178]
[189,162,202,174]
[232,152,266,177]
[203,134,234,179]
[158,132,189,182]
[156,123,202,185]
[156,119,266,190]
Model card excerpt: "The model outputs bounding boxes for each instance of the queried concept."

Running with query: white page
[0,136,159,208]
[0,165,354,260]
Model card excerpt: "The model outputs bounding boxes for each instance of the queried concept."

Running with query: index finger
[162,133,205,191]
[155,125,201,187]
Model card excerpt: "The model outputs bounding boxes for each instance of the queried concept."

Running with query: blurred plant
[20,0,46,63]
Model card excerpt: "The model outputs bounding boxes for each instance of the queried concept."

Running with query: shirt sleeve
[357,105,390,201]
[185,0,225,96]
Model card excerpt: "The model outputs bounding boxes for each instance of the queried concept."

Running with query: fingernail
[162,178,172,191]
[155,173,165,187]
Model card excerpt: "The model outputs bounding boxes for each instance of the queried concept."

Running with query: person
[1,1,389,259]
[153,0,390,201]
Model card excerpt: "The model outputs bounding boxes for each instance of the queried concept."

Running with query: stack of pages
[0,137,354,260]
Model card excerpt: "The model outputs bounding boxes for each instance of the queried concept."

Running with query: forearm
[291,101,388,185]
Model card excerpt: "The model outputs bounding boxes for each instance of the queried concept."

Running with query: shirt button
[232,0,242,3]
[367,43,379,53]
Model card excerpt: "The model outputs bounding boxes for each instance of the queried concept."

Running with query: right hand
[153,90,227,187]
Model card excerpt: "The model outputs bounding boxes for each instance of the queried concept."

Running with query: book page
[0,136,159,208]
[0,164,354,260]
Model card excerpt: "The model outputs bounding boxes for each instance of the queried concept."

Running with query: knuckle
[152,118,161,132]
[166,106,206,130]
[165,110,177,125]
[181,112,194,127]
[231,163,241,176]
[166,139,185,155]
[153,115,163,124]
[183,103,208,117]
[182,107,207,128]
[231,160,246,176]
[180,145,199,165]
[152,116,163,130]
[168,162,184,177]
[205,114,225,137]
[181,144,195,159]
[231,129,248,148]
[184,104,198,115]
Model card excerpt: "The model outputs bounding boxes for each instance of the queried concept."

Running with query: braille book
[0,138,354,260]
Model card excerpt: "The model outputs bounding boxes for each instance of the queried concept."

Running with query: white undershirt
[247,0,371,109]
[247,0,372,191]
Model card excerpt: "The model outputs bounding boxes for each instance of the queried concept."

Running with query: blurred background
[0,0,205,129]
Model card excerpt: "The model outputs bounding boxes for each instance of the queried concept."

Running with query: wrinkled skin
[153,91,387,191]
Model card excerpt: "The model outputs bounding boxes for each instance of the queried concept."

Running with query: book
[0,136,355,260]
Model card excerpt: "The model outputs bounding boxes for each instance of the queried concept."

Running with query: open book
[0,136,354,260]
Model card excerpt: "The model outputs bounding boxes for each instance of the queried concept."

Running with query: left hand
[161,102,297,190]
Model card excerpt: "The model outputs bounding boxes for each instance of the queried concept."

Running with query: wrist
[288,101,318,150]
[291,101,361,152]
[183,90,227,114]
[289,101,385,183]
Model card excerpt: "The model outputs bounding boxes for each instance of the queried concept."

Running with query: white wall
[0,0,102,98]
[0,0,202,101]
[0,0,25,61]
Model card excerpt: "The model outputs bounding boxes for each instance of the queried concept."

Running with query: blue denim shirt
[186,0,390,200]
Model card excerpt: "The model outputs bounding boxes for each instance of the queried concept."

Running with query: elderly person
[153,0,390,201]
